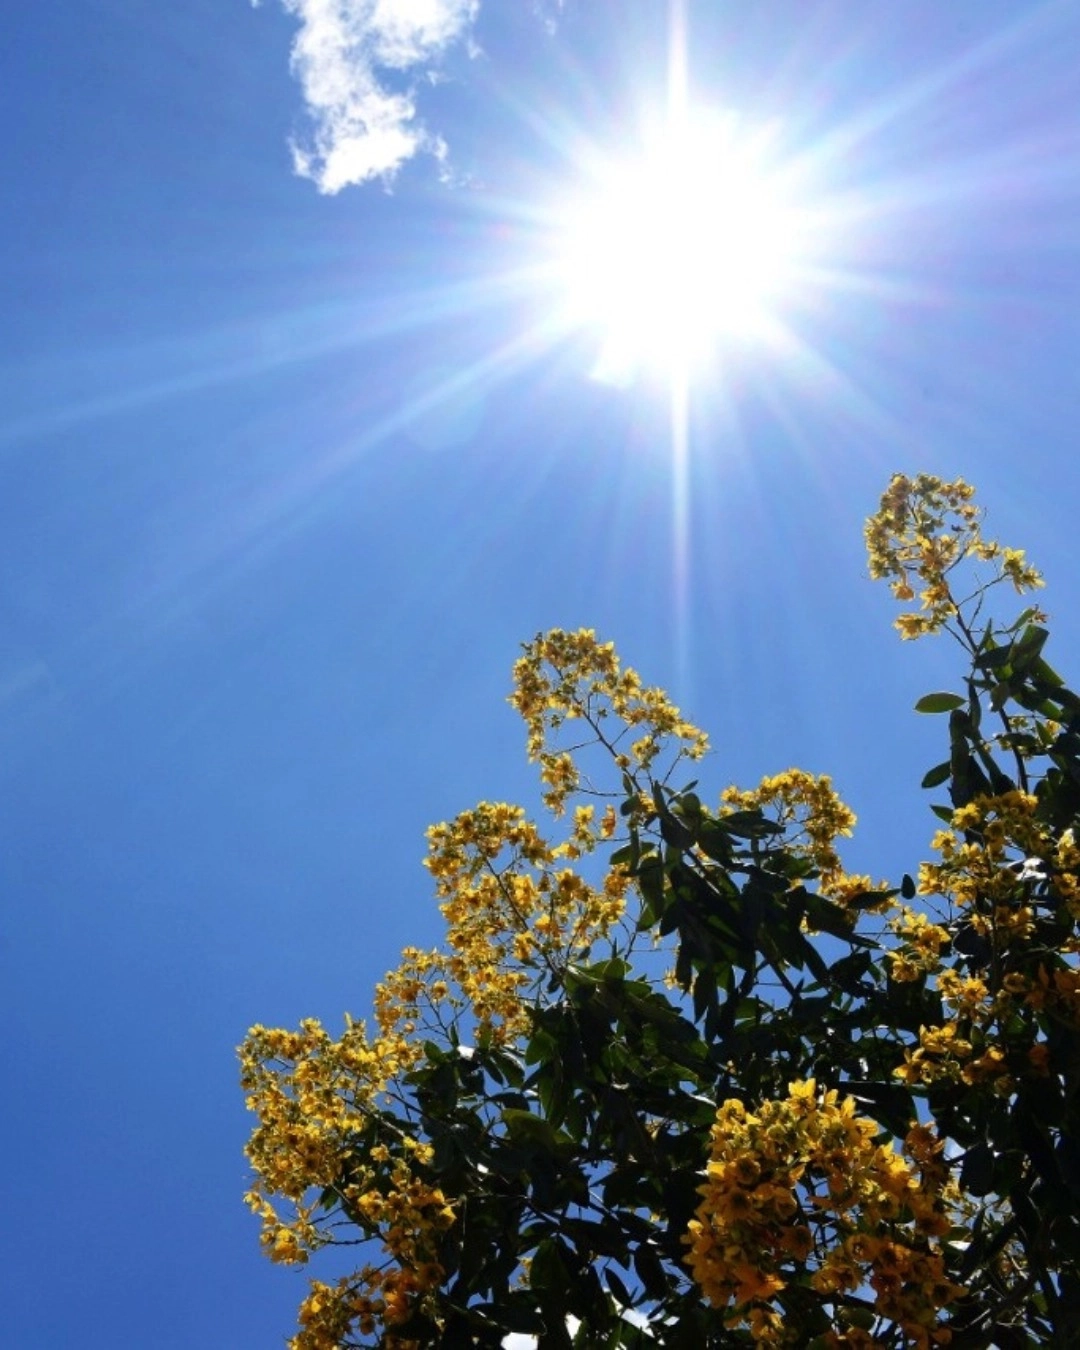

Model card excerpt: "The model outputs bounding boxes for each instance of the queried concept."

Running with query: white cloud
[531,0,566,37]
[275,0,479,192]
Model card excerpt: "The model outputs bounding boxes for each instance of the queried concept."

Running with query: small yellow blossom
[722,770,856,891]
[865,473,1042,639]
[686,1082,960,1344]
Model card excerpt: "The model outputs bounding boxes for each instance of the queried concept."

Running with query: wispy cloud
[269,0,480,193]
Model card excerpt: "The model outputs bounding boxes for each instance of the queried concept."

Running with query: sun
[548,112,801,386]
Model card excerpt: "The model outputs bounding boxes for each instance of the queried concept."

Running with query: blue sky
[4,2,1080,1346]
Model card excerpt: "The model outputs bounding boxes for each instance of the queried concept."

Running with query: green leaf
[635,854,665,924]
[673,789,703,820]
[632,1243,668,1302]
[525,1026,557,1067]
[1032,655,1066,688]
[989,680,1012,711]
[920,760,951,789]
[1012,624,1049,673]
[691,966,717,1024]
[718,810,785,838]
[473,1300,546,1335]
[801,936,832,986]
[960,1143,996,1197]
[976,643,1015,671]
[656,790,694,848]
[915,691,966,713]
[804,890,860,935]
[828,950,873,995]
[606,1267,636,1310]
[695,819,734,866]
[843,1080,915,1138]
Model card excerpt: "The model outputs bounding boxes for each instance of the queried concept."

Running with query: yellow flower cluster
[892,792,1080,1091]
[721,769,857,894]
[893,1021,978,1090]
[241,1016,411,1218]
[865,473,1042,639]
[886,907,952,983]
[685,1081,962,1348]
[509,628,708,812]
[895,958,1067,1092]
[290,1257,444,1350]
[239,1019,452,1344]
[422,801,630,1041]
[920,791,1077,938]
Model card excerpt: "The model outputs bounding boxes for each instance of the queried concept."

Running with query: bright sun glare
[551,113,800,386]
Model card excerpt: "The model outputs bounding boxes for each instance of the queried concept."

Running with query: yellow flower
[722,771,856,891]
[865,473,1042,638]
[732,1263,786,1305]
[686,1079,958,1343]
[509,628,707,789]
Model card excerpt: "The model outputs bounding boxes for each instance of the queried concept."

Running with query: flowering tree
[240,475,1080,1349]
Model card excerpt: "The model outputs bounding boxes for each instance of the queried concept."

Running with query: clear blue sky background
[3,2,1080,1346]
